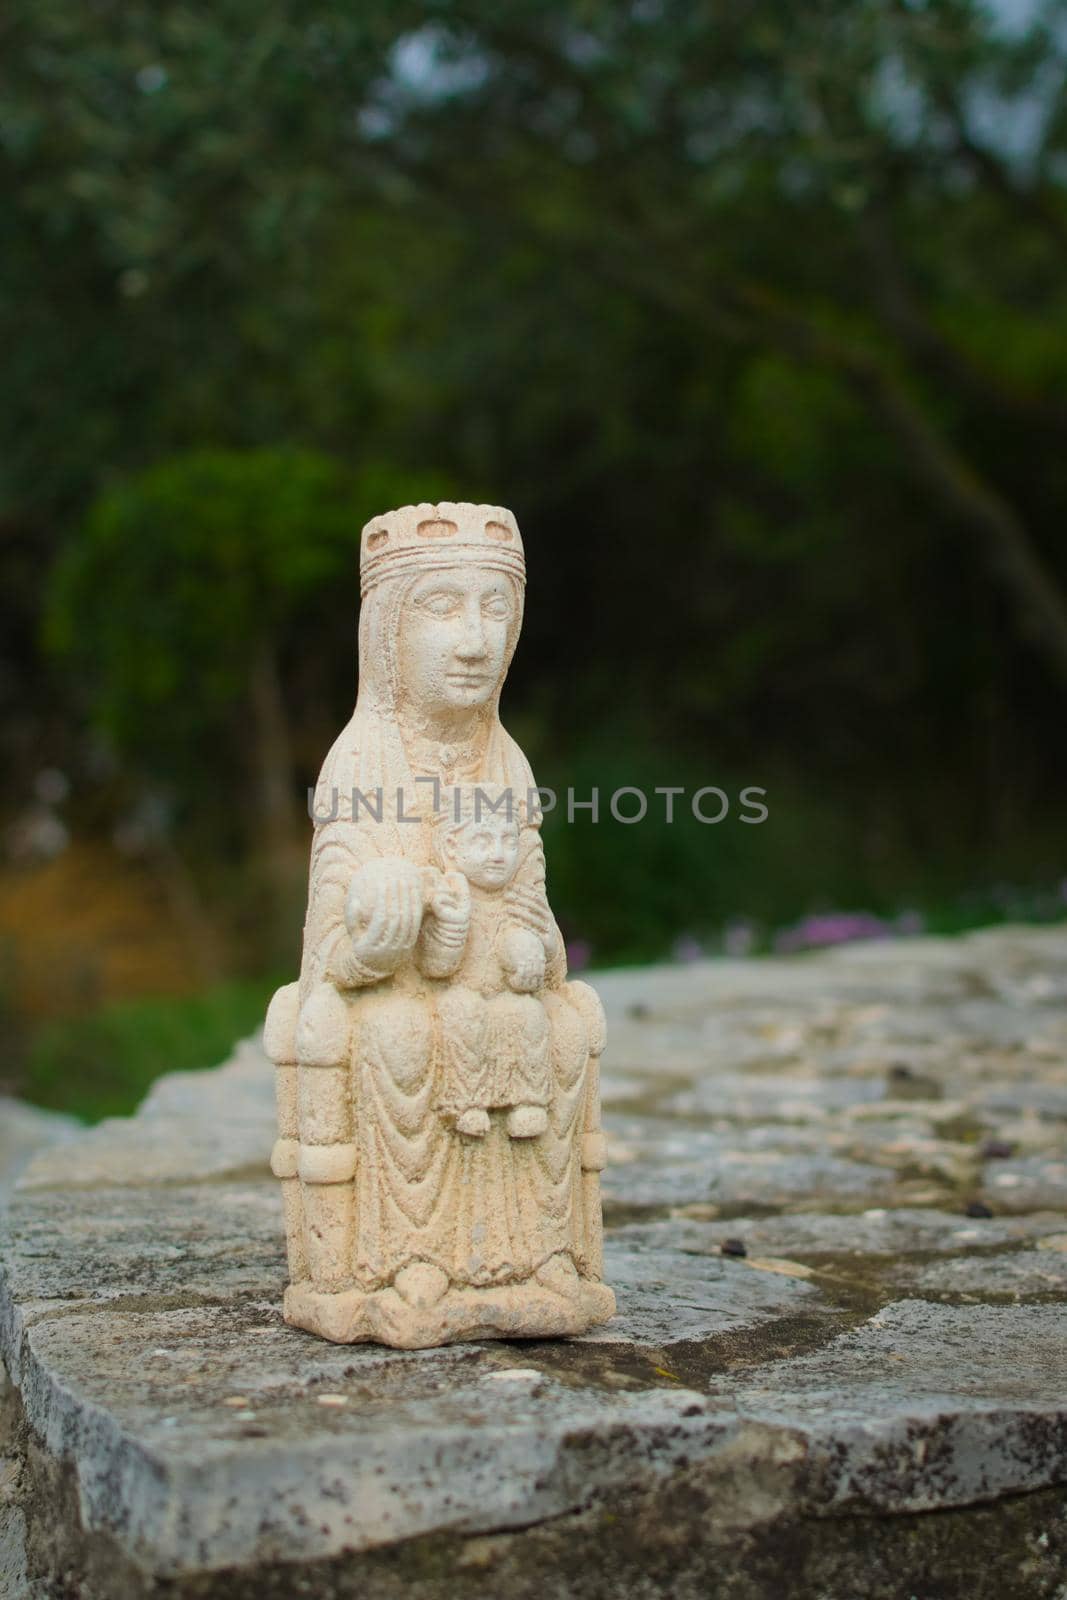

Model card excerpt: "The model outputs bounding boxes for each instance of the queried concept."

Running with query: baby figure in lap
[417,784,556,1140]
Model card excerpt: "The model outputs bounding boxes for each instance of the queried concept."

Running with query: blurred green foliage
[44,449,452,852]
[47,449,360,771]
[22,978,278,1121]
[0,0,1065,1003]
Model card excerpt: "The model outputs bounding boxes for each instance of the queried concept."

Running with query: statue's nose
[455,606,488,660]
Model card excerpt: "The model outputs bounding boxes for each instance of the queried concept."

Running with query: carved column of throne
[265,978,357,1296]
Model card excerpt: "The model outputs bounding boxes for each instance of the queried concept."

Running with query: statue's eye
[483,593,512,619]
[418,590,460,617]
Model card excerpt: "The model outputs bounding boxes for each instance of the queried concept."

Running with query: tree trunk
[249,641,297,855]
[247,639,307,967]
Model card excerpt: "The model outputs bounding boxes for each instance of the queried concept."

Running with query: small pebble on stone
[965,1200,994,1219]
[315,1394,349,1407]
[886,1065,941,1100]
[721,1238,747,1258]
[982,1139,1016,1160]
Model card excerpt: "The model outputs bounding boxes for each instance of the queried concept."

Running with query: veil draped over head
[299,532,536,994]
[312,561,531,857]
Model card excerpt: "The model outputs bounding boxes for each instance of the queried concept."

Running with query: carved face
[398,569,517,717]
[442,812,521,890]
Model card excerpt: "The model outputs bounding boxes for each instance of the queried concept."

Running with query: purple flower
[773,911,891,953]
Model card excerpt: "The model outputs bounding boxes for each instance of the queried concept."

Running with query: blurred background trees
[1,0,1065,1112]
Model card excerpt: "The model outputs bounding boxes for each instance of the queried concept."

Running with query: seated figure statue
[263,501,614,1348]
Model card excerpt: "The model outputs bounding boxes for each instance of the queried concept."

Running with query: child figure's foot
[455,1108,490,1137]
[506,1104,548,1139]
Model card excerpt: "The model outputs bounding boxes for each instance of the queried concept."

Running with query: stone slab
[0,1102,79,1205]
[2,925,1067,1597]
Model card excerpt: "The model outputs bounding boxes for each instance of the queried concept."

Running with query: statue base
[284,1275,616,1349]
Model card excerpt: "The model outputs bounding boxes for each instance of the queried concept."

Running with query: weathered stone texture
[0,1102,78,1206]
[1,1100,76,1600]
[2,925,1067,1597]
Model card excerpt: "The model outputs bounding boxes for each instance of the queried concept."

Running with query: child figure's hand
[500,924,546,993]
[413,869,470,979]
[428,869,471,933]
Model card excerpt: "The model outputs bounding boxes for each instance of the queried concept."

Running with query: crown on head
[360,502,525,596]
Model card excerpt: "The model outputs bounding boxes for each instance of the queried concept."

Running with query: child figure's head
[432,785,522,890]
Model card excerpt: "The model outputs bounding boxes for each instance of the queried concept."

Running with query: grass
[19,977,279,1122]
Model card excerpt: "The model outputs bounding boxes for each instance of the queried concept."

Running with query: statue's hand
[504,882,559,962]
[429,870,472,933]
[413,869,470,979]
[345,858,425,975]
[500,924,546,993]
[504,881,553,939]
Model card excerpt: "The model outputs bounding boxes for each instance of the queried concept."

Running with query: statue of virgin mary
[264,503,614,1347]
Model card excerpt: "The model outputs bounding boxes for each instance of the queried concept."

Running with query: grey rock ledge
[3,926,1067,1598]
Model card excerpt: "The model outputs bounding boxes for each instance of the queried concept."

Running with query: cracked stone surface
[2,926,1067,1598]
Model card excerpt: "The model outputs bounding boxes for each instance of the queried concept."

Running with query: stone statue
[264,503,614,1347]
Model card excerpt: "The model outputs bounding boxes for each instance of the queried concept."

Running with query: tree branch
[855,205,1067,436]
[726,281,1067,687]
[365,136,1067,691]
